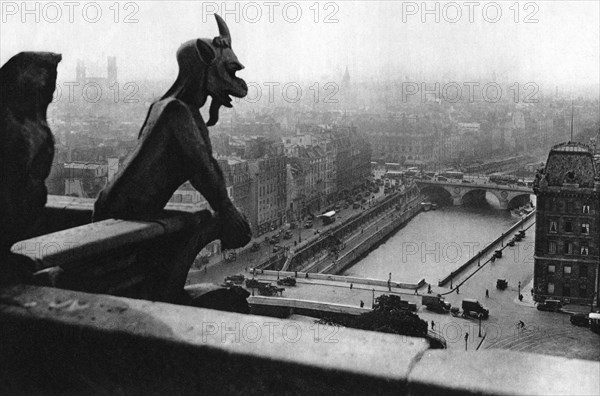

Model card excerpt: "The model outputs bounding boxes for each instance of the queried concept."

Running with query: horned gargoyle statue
[94,14,252,251]
[0,52,62,284]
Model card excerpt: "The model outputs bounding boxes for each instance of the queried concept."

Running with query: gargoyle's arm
[165,100,232,213]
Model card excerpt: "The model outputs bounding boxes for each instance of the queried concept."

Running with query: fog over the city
[1,1,598,92]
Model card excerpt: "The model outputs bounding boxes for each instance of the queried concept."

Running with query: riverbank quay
[250,270,425,291]
[322,200,423,275]
[281,183,421,273]
[438,210,536,288]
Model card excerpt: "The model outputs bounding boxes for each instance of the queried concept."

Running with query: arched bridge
[415,179,533,209]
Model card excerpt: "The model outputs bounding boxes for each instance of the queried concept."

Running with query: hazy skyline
[1,1,599,89]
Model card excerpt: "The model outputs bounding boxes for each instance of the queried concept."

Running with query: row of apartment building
[53,126,372,237]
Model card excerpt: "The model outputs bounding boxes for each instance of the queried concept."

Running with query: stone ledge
[1,285,598,395]
[0,285,427,394]
[10,208,218,301]
[11,210,211,270]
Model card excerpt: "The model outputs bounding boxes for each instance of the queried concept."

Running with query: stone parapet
[1,285,597,395]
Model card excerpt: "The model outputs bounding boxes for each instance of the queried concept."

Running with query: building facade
[533,142,600,306]
[246,139,287,236]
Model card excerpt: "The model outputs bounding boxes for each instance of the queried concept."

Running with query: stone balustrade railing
[10,196,218,303]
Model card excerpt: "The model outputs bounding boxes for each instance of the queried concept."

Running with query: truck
[422,295,451,313]
[461,298,489,319]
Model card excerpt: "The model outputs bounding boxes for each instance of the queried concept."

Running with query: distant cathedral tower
[340,66,352,109]
[107,56,117,83]
[342,66,351,90]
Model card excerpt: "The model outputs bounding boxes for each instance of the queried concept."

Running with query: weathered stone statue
[0,51,61,283]
[94,15,251,250]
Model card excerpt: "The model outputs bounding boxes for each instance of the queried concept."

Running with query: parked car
[277,277,297,286]
[570,313,589,327]
[283,230,293,240]
[250,242,261,252]
[224,274,245,285]
[304,221,313,228]
[537,299,563,312]
[272,244,283,253]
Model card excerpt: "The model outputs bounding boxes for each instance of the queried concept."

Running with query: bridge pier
[452,196,463,206]
[498,198,509,210]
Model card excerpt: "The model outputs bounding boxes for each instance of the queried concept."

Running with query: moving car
[461,298,489,319]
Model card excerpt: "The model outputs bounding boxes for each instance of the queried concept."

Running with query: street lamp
[372,288,375,309]
[518,281,521,298]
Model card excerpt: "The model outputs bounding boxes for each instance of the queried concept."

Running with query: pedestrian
[431,320,435,330]
[456,286,459,294]
[360,300,364,308]
[294,271,298,278]
[350,283,353,290]
[427,284,432,294]
[414,288,418,295]
[305,272,308,278]
[486,289,489,298]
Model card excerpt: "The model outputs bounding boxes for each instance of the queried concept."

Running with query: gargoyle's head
[203,14,247,125]
[167,14,247,126]
[0,51,62,116]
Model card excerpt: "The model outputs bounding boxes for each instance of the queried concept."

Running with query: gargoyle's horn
[215,14,231,42]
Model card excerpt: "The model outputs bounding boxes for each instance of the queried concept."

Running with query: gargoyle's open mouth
[207,65,247,126]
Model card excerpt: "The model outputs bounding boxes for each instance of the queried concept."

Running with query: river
[343,195,531,284]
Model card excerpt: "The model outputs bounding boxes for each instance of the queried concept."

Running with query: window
[548,264,555,274]
[549,221,558,233]
[565,221,573,233]
[548,241,557,254]
[563,242,573,254]
[564,265,572,275]
[579,264,587,276]
[579,284,587,298]
[583,205,590,214]
[548,283,555,293]
[581,223,590,234]
[581,243,589,256]
[563,284,570,297]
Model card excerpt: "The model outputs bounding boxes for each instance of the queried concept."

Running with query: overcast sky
[1,1,598,89]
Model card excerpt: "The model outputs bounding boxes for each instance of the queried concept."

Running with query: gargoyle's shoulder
[149,98,194,123]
